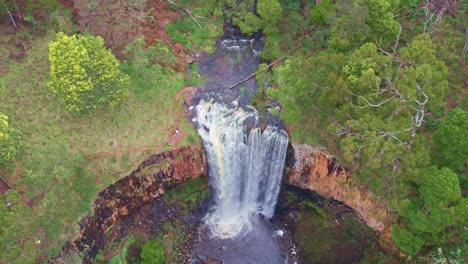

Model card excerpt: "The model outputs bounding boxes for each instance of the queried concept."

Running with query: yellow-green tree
[48,32,129,113]
[0,112,20,164]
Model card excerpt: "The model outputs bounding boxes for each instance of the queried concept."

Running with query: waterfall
[195,98,289,238]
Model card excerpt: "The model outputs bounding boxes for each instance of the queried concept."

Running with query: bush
[391,225,424,256]
[140,238,166,264]
[48,32,129,113]
[433,108,468,171]
[0,112,20,164]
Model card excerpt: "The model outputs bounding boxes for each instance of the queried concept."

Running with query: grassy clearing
[0,29,201,261]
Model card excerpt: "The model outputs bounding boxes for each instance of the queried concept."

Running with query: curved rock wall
[73,146,207,259]
[285,143,393,232]
[59,142,397,261]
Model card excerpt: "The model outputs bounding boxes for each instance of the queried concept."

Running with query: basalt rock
[285,142,396,251]
[56,142,398,262]
[69,146,207,262]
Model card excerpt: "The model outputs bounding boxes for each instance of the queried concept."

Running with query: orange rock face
[285,143,392,232]
[73,146,207,260]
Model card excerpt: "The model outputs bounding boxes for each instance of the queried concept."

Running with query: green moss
[294,199,378,263]
[164,176,209,211]
[140,237,166,264]
[140,160,170,175]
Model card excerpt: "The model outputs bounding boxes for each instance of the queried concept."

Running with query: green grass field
[0,29,201,261]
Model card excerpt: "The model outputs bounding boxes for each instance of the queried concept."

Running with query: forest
[0,0,466,263]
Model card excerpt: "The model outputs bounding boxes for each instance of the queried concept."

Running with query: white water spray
[195,98,288,238]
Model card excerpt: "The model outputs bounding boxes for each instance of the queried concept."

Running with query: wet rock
[205,256,223,264]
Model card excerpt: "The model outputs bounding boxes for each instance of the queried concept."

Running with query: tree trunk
[459,28,468,66]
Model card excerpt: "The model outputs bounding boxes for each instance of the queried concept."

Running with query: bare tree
[2,2,18,30]
[460,28,468,66]
[423,0,448,34]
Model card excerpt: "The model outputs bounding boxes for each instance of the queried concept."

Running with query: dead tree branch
[423,0,447,34]
[166,0,202,29]
[2,3,18,30]
[392,25,402,56]
[344,88,396,109]
[227,53,288,90]
[460,28,468,66]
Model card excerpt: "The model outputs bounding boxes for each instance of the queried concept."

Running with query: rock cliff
[59,142,398,261]
[72,146,207,259]
[285,143,393,233]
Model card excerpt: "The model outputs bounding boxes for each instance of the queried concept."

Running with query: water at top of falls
[195,97,289,238]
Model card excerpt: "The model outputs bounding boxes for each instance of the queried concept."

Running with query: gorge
[2,1,465,263]
[55,24,393,264]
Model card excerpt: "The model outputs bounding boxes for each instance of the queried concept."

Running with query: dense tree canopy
[215,0,282,35]
[264,0,466,257]
[433,108,468,171]
[48,32,129,113]
[393,166,464,255]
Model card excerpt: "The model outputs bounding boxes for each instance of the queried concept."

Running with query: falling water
[195,98,289,238]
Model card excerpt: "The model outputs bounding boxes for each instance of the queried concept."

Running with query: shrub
[0,112,20,164]
[48,32,129,113]
[140,238,166,264]
[433,108,468,171]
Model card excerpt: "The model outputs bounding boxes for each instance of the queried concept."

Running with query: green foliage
[164,177,209,211]
[217,0,282,35]
[140,238,166,264]
[48,32,129,113]
[0,112,21,164]
[218,0,255,26]
[433,108,468,171]
[391,225,424,256]
[236,13,263,35]
[364,0,400,41]
[394,166,465,255]
[419,167,461,207]
[328,0,400,52]
[328,2,370,52]
[310,0,336,25]
[124,37,177,68]
[268,52,345,143]
[257,0,283,34]
[167,14,222,54]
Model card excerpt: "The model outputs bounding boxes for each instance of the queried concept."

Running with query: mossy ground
[94,176,210,264]
[278,188,395,264]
